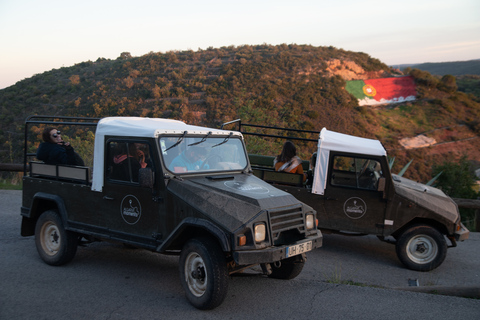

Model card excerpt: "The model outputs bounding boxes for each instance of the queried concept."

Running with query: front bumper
[455,222,470,241]
[232,232,322,265]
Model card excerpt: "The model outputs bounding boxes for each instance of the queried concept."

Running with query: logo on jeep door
[343,197,367,219]
[121,195,142,225]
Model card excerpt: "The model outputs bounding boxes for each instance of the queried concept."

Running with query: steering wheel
[200,154,223,170]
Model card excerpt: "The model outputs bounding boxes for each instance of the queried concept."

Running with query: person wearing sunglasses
[36,127,78,165]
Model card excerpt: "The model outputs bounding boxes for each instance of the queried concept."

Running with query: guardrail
[2,162,479,231]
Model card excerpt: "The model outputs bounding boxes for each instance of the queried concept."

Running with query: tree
[438,74,457,93]
[408,68,439,89]
[432,156,480,230]
[69,75,80,85]
[432,155,478,199]
[151,85,161,99]
[119,52,132,60]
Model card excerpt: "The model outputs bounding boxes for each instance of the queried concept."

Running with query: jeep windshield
[159,134,248,174]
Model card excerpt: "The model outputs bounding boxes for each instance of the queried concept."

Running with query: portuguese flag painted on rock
[345,76,416,106]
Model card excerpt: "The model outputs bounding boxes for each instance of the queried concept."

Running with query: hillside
[1,44,480,184]
[399,60,480,99]
[399,59,480,76]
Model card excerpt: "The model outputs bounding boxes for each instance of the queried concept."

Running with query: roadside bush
[432,156,479,229]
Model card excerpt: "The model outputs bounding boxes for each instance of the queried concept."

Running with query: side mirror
[139,168,154,188]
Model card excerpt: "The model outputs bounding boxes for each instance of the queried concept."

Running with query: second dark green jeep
[223,120,469,272]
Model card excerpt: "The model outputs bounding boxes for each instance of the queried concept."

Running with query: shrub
[438,74,457,93]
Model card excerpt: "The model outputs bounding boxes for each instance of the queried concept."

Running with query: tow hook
[447,235,457,248]
[261,263,272,275]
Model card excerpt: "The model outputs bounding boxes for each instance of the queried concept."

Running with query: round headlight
[306,214,314,230]
[254,223,266,242]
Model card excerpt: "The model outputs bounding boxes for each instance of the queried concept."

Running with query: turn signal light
[238,235,246,246]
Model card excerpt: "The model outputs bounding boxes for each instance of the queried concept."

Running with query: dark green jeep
[223,120,469,272]
[21,116,322,310]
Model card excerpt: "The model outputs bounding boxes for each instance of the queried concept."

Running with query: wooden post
[476,197,480,232]
[475,208,480,232]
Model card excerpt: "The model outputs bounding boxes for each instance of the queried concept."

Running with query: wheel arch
[21,193,68,236]
[392,217,448,239]
[157,218,231,253]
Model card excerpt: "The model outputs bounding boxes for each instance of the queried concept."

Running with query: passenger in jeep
[274,141,306,182]
[169,146,208,172]
[36,127,78,165]
[111,143,143,182]
[136,143,152,168]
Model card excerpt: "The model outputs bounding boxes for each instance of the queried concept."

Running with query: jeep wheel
[395,224,447,271]
[35,210,78,266]
[179,237,228,310]
[268,255,305,280]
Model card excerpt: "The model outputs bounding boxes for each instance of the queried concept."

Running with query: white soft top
[312,128,386,195]
[92,117,241,191]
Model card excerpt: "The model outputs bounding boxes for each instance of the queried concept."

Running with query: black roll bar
[221,119,320,143]
[24,115,100,174]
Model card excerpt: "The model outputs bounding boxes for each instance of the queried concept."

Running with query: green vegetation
[432,156,479,229]
[432,155,478,199]
[0,173,23,190]
[457,75,480,99]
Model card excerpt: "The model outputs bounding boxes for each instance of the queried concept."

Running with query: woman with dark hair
[274,141,306,181]
[36,127,77,165]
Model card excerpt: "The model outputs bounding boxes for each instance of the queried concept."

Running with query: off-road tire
[395,224,447,271]
[35,210,78,266]
[179,237,228,310]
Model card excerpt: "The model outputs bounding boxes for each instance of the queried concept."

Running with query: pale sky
[1,0,479,89]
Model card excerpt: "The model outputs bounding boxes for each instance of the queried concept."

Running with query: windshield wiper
[188,131,212,146]
[165,131,187,151]
[212,132,233,148]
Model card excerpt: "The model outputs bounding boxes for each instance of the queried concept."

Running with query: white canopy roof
[92,117,241,191]
[312,128,386,195]
[94,116,236,137]
[317,128,386,156]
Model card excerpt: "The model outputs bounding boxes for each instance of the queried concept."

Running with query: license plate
[286,241,312,258]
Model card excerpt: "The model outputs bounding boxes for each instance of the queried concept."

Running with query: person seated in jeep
[274,141,306,182]
[36,127,78,165]
[169,146,208,173]
[110,142,143,182]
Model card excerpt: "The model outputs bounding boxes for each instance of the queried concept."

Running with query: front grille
[269,205,305,242]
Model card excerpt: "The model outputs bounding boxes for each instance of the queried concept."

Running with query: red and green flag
[346,76,416,106]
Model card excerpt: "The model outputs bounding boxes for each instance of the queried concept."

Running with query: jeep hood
[167,174,309,231]
[392,174,459,222]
